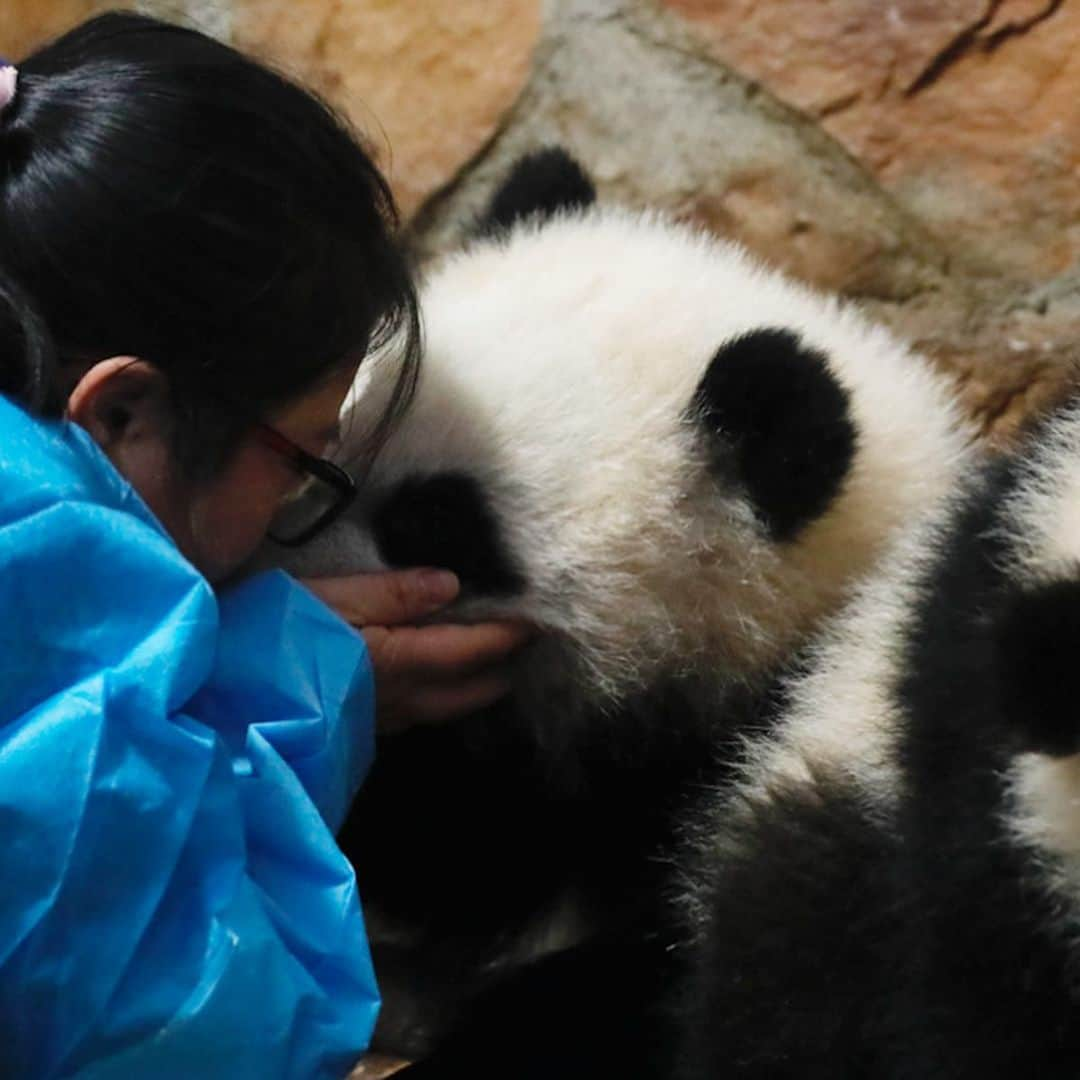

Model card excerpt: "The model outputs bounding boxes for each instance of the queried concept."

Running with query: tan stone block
[234,0,542,217]
[1,0,121,59]
[412,0,954,308]
[665,0,1080,280]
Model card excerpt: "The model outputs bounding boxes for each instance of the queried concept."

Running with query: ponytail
[0,268,61,417]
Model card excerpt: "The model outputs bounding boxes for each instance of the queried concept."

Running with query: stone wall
[4,0,1080,439]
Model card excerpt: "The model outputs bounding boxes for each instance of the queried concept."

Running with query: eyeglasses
[254,422,357,547]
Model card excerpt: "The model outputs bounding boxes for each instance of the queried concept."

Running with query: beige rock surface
[3,1,232,61]
[233,0,542,217]
[666,0,1080,282]
[1,0,114,58]
[410,0,954,301]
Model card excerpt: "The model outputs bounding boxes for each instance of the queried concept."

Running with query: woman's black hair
[0,269,61,416]
[0,11,419,476]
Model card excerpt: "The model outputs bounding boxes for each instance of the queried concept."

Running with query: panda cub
[279,148,974,1062]
[672,400,1080,1078]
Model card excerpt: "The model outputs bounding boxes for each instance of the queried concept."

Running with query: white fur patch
[1007,752,1080,913]
[283,207,975,712]
[674,513,955,937]
[725,492,960,825]
[1000,402,1080,587]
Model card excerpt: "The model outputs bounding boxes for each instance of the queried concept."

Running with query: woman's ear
[66,357,172,452]
[67,357,198,562]
[66,356,179,518]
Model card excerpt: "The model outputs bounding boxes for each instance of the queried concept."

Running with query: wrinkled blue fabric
[0,394,378,1078]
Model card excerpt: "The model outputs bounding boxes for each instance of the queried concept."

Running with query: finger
[362,621,534,678]
[301,569,460,627]
[378,671,515,734]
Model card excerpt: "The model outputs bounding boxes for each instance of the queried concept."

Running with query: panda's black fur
[276,148,973,1070]
[669,405,1080,1078]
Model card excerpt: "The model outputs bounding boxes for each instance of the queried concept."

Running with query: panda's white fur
[672,498,950,938]
[274,150,979,1063]
[672,397,1080,1078]
[1008,753,1080,908]
[289,205,971,714]
[722,514,946,816]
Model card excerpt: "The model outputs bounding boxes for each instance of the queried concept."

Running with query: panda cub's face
[279,150,972,712]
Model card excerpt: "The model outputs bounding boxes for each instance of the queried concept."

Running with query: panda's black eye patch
[371,473,526,596]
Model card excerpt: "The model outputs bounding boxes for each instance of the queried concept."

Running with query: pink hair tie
[0,65,18,114]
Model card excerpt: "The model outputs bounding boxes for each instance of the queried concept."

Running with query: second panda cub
[673,397,1080,1077]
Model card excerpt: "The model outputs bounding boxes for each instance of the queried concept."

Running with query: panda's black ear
[476,147,597,236]
[692,328,857,542]
[995,580,1080,757]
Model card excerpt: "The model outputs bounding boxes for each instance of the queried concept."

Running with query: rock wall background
[6,0,1080,442]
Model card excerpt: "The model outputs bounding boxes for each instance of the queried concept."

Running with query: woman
[0,12,525,1077]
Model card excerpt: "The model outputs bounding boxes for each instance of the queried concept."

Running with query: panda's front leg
[390,938,673,1080]
[366,941,497,1061]
[994,580,1080,760]
[995,579,1080,906]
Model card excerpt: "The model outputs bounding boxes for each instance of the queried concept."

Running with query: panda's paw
[995,579,1080,757]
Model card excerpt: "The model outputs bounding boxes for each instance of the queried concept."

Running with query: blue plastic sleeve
[0,397,379,1078]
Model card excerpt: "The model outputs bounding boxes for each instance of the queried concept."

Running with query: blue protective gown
[0,394,379,1078]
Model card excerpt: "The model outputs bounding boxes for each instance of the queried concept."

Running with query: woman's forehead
[271,364,357,429]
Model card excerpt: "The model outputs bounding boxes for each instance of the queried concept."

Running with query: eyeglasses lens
[268,475,342,544]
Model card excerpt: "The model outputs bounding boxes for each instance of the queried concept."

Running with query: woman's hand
[301,570,531,734]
